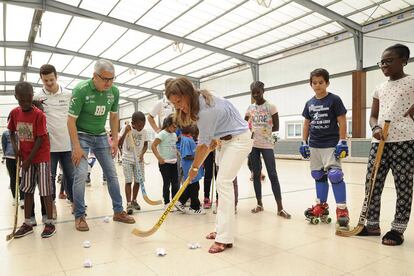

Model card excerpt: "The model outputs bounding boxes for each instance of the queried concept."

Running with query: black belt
[220,135,232,141]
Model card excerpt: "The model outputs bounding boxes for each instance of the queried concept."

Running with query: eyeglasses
[377,57,397,67]
[96,74,115,83]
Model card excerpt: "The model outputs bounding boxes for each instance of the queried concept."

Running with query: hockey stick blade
[128,132,162,206]
[336,224,365,237]
[143,195,163,206]
[6,154,20,242]
[132,177,191,237]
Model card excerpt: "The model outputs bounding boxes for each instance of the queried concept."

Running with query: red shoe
[336,207,350,228]
[208,242,233,254]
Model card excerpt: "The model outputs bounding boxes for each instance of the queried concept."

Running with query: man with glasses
[68,59,135,231]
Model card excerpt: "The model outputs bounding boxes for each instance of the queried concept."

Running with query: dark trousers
[159,163,179,204]
[365,140,414,233]
[203,151,216,198]
[250,147,282,202]
[179,181,201,209]
[51,151,74,202]
[6,158,24,200]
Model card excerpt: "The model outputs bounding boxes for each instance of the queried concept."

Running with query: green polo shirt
[68,79,119,135]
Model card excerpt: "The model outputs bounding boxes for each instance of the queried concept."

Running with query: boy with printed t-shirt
[8,82,56,238]
[300,68,350,230]
[119,111,149,214]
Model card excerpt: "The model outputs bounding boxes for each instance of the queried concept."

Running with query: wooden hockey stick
[6,155,20,241]
[336,120,390,237]
[128,132,162,206]
[132,150,210,237]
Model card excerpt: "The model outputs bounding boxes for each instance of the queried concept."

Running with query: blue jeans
[250,147,282,202]
[73,133,123,218]
[51,151,74,202]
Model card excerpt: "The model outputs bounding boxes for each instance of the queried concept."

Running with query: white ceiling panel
[109,0,160,23]
[57,16,101,51]
[30,51,52,69]
[35,11,72,46]
[6,5,32,41]
[5,49,25,66]
[48,53,74,72]
[79,23,127,56]
[79,0,119,15]
[100,30,151,61]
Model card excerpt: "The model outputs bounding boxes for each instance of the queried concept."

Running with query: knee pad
[311,170,327,182]
[328,169,344,184]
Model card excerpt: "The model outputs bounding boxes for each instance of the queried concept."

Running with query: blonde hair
[166,77,214,127]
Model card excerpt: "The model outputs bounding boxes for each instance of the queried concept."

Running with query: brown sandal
[205,231,217,240]
[208,242,233,254]
[251,205,264,213]
[277,209,291,219]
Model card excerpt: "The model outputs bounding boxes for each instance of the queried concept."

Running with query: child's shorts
[20,162,52,196]
[122,160,143,184]
[309,147,342,171]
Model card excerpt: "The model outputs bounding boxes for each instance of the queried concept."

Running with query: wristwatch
[191,167,199,172]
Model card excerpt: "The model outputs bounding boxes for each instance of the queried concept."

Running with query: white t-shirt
[122,129,149,163]
[373,75,414,142]
[149,97,174,127]
[34,85,72,152]
[246,101,278,149]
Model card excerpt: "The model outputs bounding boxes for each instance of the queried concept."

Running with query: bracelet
[371,125,381,132]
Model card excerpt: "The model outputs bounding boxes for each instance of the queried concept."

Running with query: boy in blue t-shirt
[299,68,350,230]
[175,125,206,215]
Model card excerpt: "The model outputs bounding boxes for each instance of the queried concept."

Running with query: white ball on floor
[83,240,91,248]
[103,216,110,223]
[156,247,167,256]
[83,259,92,268]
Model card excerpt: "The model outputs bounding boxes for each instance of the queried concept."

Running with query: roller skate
[304,202,332,225]
[336,207,350,230]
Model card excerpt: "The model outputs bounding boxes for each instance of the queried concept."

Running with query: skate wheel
[311,218,319,224]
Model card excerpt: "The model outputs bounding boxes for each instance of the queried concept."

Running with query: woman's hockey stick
[132,150,210,237]
[336,120,390,237]
[6,155,20,241]
[128,133,162,206]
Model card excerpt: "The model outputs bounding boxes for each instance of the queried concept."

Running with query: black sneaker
[14,223,34,238]
[41,223,56,238]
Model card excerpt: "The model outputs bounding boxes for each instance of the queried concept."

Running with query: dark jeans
[6,158,24,200]
[159,163,179,204]
[51,151,74,202]
[203,151,216,198]
[250,147,282,202]
[179,181,201,210]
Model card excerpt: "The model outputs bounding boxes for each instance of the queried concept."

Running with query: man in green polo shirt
[68,59,135,231]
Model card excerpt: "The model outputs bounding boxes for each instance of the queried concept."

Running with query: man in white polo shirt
[147,78,174,133]
[34,64,74,219]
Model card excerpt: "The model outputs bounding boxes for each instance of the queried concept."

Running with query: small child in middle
[152,114,180,211]
[175,125,206,215]
[119,111,148,214]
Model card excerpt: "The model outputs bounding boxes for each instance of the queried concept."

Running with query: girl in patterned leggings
[357,44,414,246]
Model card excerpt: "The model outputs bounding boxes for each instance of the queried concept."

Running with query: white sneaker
[175,203,186,213]
[187,207,206,215]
